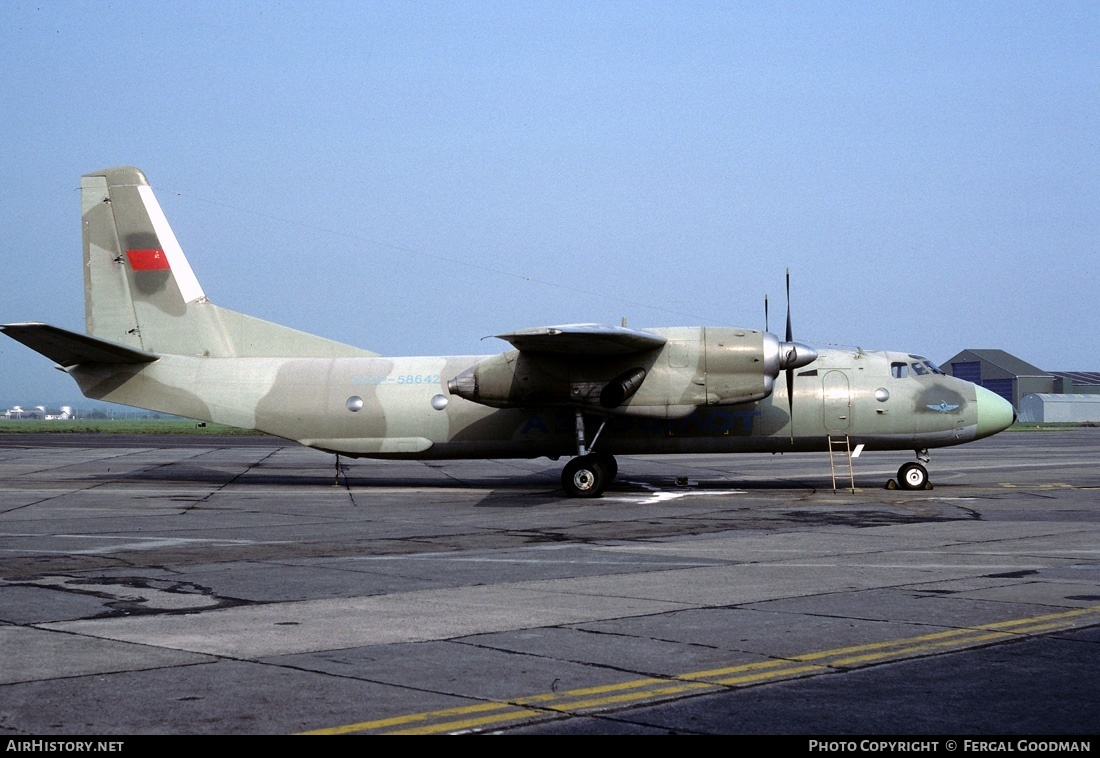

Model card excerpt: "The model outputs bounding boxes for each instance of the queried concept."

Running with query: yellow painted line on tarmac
[999,482,1075,489]
[300,604,1100,735]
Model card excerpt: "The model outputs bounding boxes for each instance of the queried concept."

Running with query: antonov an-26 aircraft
[2,167,1016,497]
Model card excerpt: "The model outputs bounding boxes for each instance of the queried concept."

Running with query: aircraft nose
[974,385,1015,439]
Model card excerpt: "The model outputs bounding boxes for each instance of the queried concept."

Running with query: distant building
[1050,371,1100,396]
[1019,394,1100,423]
[943,349,1100,425]
[3,405,73,420]
[943,350,1054,409]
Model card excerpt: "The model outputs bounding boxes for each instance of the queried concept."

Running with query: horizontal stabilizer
[0,323,159,367]
[495,324,667,355]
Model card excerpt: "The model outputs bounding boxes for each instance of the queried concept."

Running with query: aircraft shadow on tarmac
[88,463,976,526]
[89,464,834,495]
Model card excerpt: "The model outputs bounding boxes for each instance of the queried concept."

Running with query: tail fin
[82,167,375,359]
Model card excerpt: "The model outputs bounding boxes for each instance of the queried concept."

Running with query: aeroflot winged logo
[126,249,171,271]
[926,401,960,413]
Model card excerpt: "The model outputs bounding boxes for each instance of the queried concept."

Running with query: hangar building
[943,350,1053,409]
[944,350,1100,421]
[1018,394,1100,423]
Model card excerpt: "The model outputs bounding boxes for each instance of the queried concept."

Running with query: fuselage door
[823,370,851,431]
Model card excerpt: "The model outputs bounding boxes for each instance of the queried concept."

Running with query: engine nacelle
[703,327,817,405]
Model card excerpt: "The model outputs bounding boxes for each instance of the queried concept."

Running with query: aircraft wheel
[594,452,618,483]
[897,462,929,490]
[562,455,608,498]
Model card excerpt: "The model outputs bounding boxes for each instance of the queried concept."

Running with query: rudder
[83,167,207,353]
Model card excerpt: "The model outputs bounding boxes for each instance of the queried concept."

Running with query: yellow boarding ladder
[828,435,856,493]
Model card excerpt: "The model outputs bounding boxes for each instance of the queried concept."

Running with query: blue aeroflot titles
[1,167,1016,496]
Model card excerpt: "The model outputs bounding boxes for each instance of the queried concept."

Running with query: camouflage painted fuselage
[68,338,1008,459]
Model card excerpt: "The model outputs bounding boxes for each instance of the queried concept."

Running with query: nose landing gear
[890,449,933,490]
[897,461,929,489]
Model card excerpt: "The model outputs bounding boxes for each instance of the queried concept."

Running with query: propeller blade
[785,268,794,442]
[768,269,817,443]
[785,268,793,343]
[786,364,795,420]
[764,294,770,333]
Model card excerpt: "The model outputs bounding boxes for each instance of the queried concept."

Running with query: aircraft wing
[0,323,159,366]
[494,324,667,355]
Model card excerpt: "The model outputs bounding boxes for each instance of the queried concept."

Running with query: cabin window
[891,362,909,379]
[911,362,929,376]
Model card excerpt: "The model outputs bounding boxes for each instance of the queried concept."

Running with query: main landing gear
[561,452,618,498]
[893,449,932,490]
[560,411,618,498]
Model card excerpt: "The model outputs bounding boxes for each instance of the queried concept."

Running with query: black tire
[594,452,618,483]
[561,455,607,498]
[897,462,929,490]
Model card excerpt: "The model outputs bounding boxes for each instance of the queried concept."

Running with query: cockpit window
[893,359,943,378]
[906,355,944,375]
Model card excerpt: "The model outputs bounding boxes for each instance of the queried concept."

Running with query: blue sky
[2,1,1097,405]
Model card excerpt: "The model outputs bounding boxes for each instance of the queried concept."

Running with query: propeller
[774,268,818,441]
[785,268,795,421]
